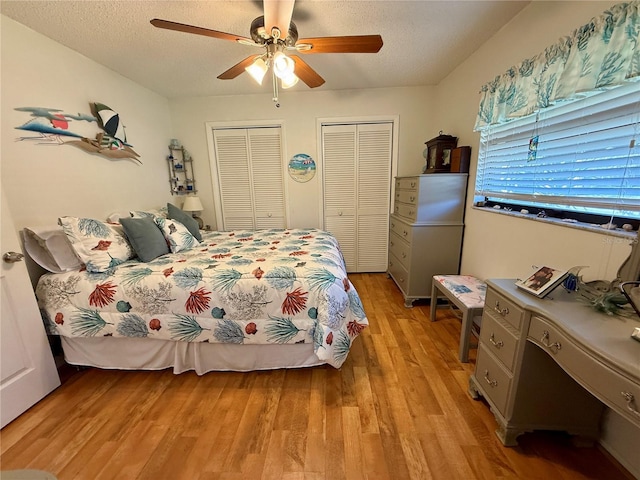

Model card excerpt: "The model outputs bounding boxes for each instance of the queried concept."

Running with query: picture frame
[515,265,568,298]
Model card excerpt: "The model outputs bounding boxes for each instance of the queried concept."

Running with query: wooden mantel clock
[424,132,458,173]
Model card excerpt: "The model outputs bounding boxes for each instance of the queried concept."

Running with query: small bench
[430,275,487,363]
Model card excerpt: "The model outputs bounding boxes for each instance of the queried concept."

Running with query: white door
[322,122,393,272]
[1,191,60,428]
[209,126,286,231]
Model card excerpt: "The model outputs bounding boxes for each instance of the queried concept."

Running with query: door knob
[3,251,24,263]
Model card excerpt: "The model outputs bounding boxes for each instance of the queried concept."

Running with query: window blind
[475,82,640,219]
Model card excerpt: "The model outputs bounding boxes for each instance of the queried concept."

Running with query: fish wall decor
[14,103,141,163]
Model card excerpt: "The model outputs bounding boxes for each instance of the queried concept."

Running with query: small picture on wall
[288,153,316,183]
[515,265,568,298]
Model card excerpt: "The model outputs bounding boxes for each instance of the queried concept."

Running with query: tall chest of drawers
[388,174,468,307]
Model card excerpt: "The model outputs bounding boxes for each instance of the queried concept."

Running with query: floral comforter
[37,229,368,368]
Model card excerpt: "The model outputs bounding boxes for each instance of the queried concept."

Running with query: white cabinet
[322,123,392,272]
[388,174,468,306]
[210,127,286,231]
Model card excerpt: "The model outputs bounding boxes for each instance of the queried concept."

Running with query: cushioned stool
[430,275,486,362]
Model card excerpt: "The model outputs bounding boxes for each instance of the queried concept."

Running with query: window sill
[472,205,638,241]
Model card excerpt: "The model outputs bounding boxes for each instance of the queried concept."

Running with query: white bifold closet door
[211,127,286,231]
[322,122,392,273]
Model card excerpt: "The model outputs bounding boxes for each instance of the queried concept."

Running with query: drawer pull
[410,196,416,202]
[483,370,498,388]
[410,182,416,188]
[403,230,408,237]
[489,333,504,349]
[541,330,562,353]
[401,253,406,258]
[494,301,509,316]
[621,392,640,417]
[408,210,415,216]
[390,241,394,247]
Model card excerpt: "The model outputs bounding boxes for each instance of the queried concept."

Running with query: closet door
[322,122,392,272]
[323,125,357,269]
[211,127,286,231]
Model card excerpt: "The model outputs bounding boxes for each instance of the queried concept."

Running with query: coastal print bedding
[36,228,368,368]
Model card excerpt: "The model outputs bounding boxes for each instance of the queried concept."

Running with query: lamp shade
[182,196,204,212]
[245,57,268,85]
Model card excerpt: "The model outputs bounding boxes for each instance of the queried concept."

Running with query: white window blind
[475,82,640,219]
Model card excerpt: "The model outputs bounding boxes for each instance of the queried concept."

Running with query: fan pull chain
[272,69,281,108]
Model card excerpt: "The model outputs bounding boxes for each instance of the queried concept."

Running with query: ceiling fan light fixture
[272,51,295,79]
[245,57,268,85]
[281,72,299,89]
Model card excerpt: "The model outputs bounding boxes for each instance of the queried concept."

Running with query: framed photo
[515,265,568,298]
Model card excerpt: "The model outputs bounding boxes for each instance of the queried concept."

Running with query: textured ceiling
[1,0,530,99]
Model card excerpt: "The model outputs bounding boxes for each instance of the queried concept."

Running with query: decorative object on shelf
[424,132,458,173]
[167,142,196,195]
[13,103,141,163]
[288,153,316,183]
[451,146,471,173]
[515,265,568,298]
[181,196,205,229]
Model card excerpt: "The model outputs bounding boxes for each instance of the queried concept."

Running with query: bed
[30,209,368,374]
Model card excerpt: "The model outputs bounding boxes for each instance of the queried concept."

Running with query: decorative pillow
[155,217,199,253]
[167,203,202,242]
[58,216,134,272]
[130,207,168,219]
[23,226,83,273]
[119,216,170,262]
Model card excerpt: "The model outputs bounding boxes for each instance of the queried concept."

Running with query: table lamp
[182,196,204,229]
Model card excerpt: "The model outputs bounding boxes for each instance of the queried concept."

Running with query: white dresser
[388,174,468,307]
[470,279,640,454]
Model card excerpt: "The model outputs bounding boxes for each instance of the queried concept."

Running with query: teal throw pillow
[120,216,170,262]
[167,203,202,242]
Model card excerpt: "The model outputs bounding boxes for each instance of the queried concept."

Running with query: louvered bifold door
[248,128,287,229]
[212,129,255,230]
[322,125,357,270]
[356,123,392,272]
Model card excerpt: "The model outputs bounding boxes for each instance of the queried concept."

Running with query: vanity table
[469,279,640,447]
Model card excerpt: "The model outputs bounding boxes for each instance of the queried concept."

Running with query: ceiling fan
[150,0,383,105]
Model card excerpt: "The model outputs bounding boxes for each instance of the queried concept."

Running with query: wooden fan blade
[218,55,262,80]
[150,19,253,44]
[290,55,325,88]
[297,35,383,54]
[263,0,295,39]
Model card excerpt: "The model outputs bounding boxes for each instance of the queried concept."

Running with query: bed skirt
[61,337,325,375]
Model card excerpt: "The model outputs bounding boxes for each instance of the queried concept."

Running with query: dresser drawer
[388,253,409,293]
[396,177,419,191]
[394,203,418,221]
[389,217,413,245]
[479,312,519,372]
[475,344,512,415]
[528,316,640,428]
[395,190,418,205]
[484,288,524,331]
[388,231,410,270]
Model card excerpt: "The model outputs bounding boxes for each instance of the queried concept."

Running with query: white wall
[1,16,174,230]
[436,1,633,283]
[169,86,435,229]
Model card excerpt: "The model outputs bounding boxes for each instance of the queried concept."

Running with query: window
[475,82,640,220]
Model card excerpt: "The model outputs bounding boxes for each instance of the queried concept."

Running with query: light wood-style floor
[0,273,633,480]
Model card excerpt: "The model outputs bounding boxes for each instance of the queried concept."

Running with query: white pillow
[155,217,199,253]
[130,207,168,219]
[59,216,134,272]
[23,226,83,273]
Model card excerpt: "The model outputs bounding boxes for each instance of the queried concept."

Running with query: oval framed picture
[288,153,316,183]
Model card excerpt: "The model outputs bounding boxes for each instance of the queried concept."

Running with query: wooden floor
[0,273,633,480]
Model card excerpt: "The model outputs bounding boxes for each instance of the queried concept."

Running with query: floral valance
[475,2,640,131]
